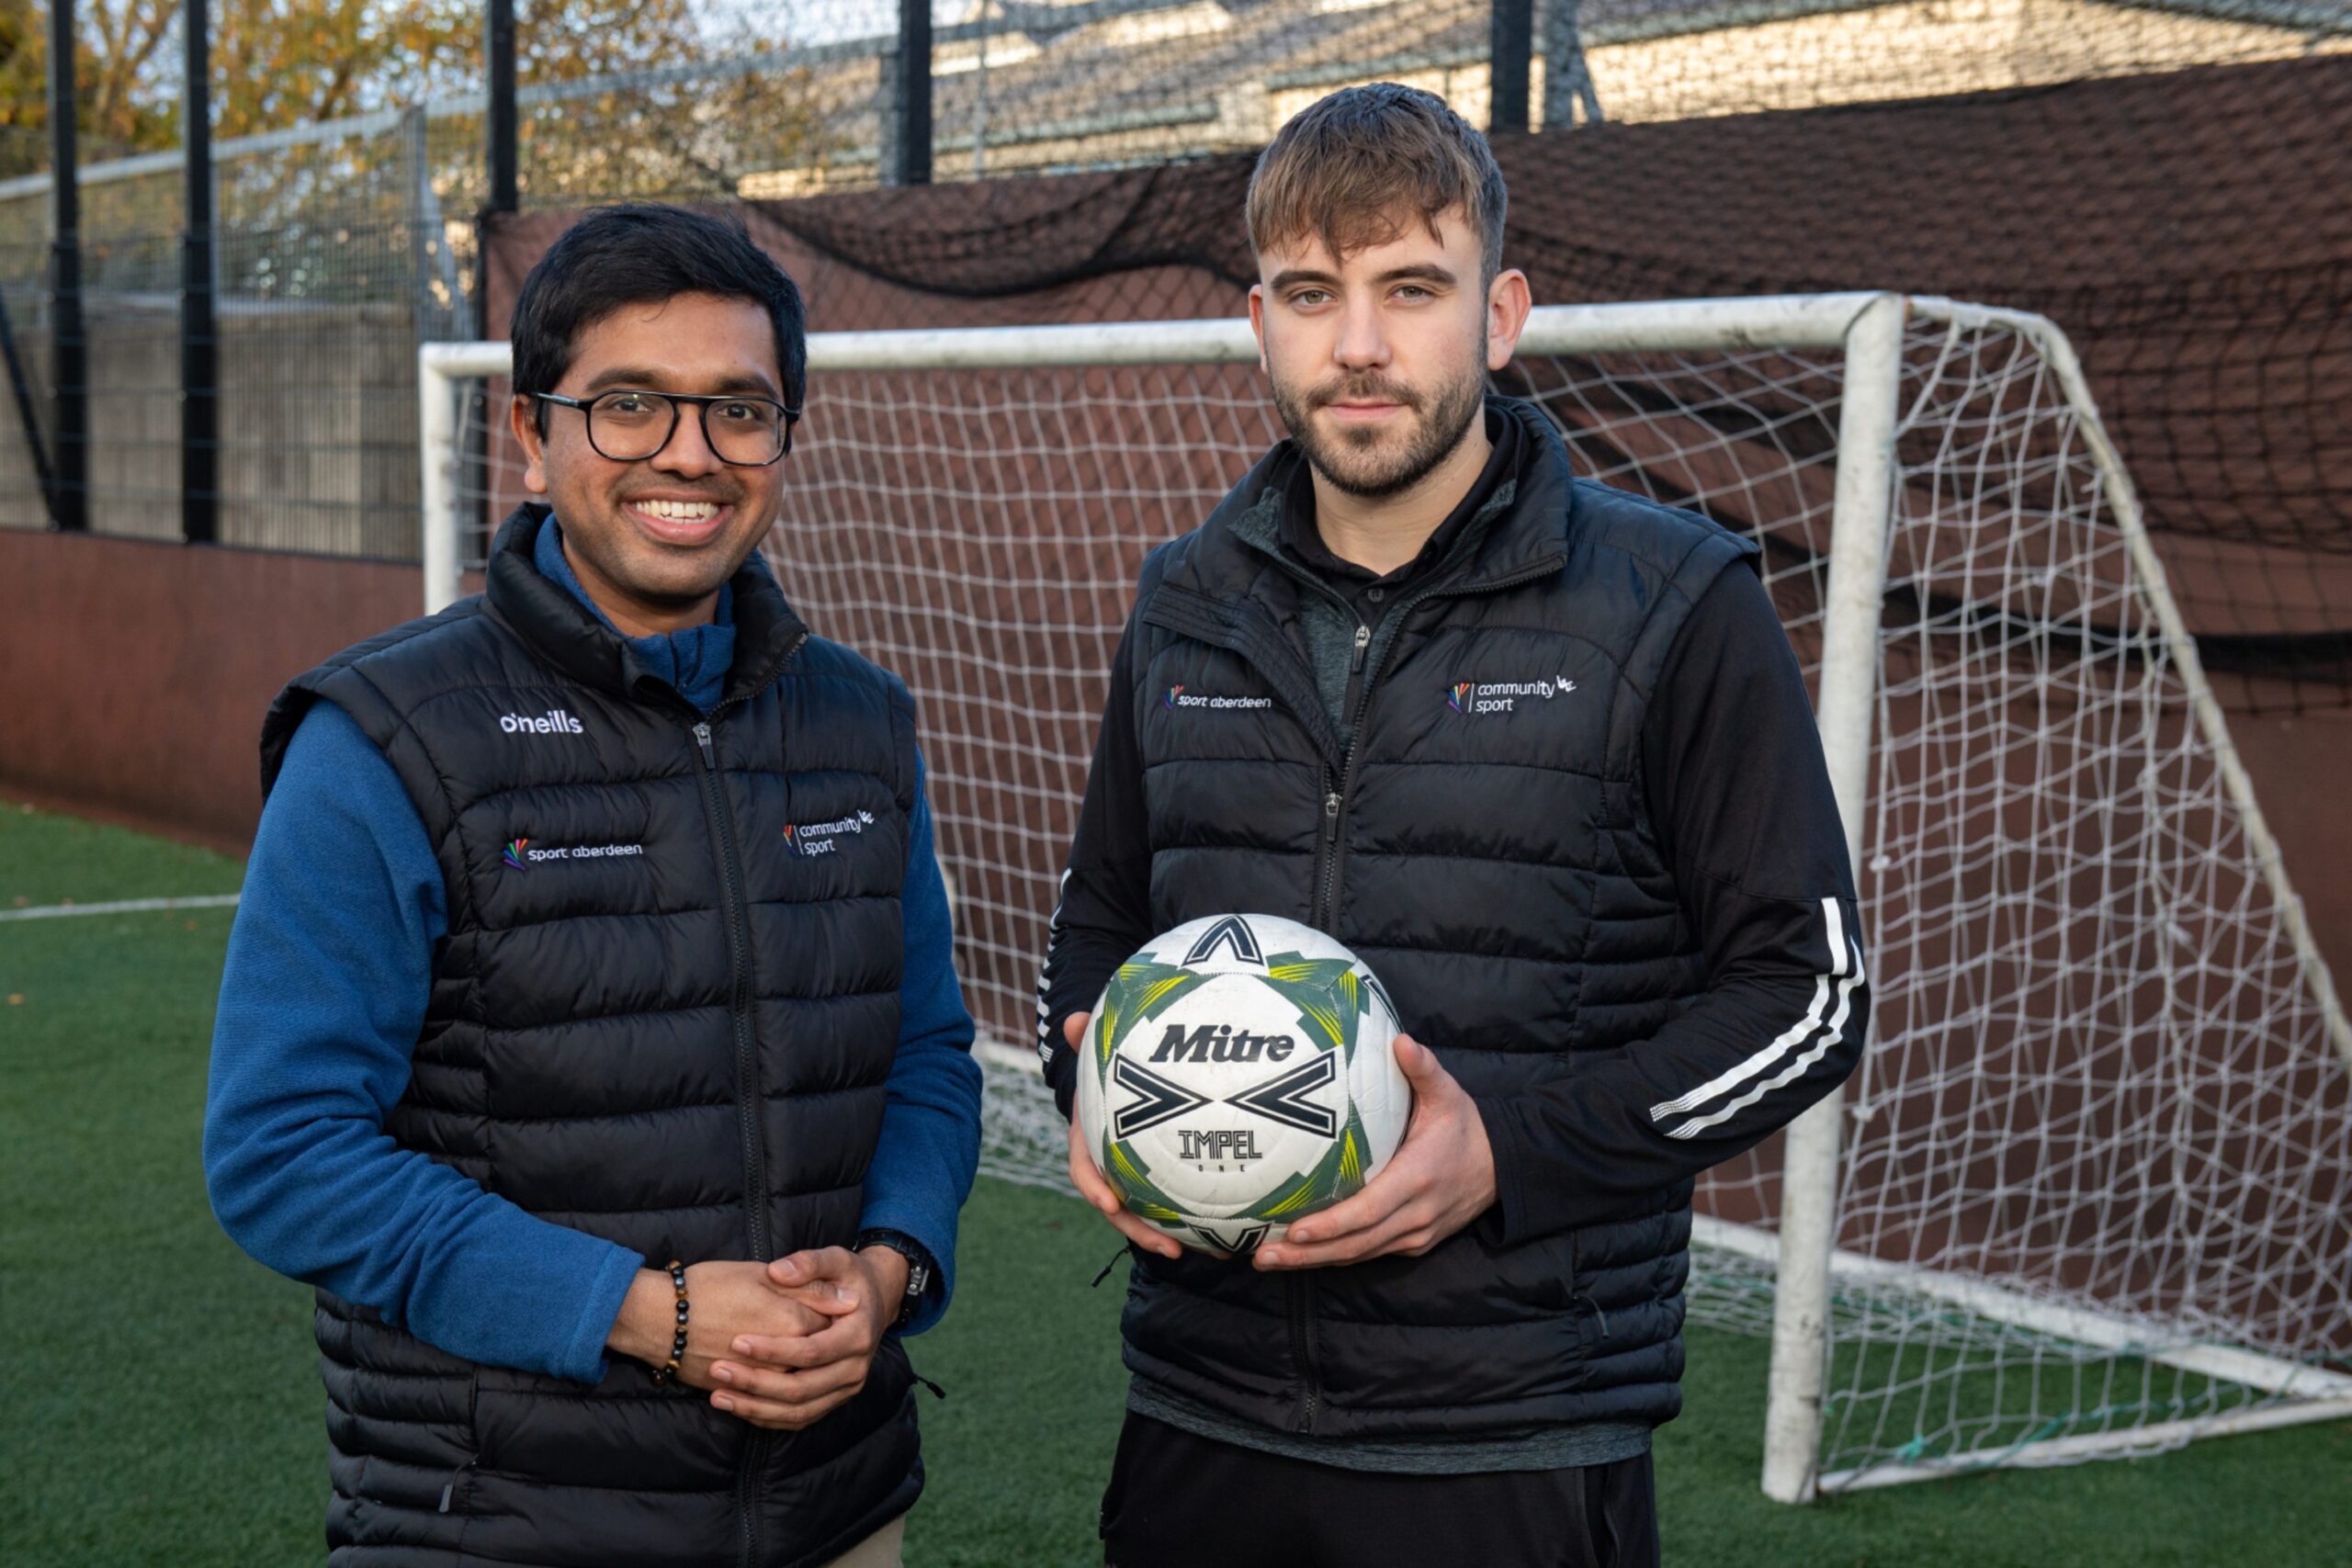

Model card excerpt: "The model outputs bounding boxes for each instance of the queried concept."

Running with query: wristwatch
[853,1229,935,1329]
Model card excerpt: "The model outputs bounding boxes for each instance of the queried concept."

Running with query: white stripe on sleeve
[1648,897,1850,1125]
[1663,935,1864,1140]
[1034,868,1073,1066]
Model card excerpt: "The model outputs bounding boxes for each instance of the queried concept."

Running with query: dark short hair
[510,203,808,431]
[1247,84,1509,284]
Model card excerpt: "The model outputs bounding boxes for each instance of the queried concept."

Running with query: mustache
[1307,376,1423,411]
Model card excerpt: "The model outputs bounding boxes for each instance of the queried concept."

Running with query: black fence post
[892,0,933,186]
[485,0,518,232]
[465,0,520,564]
[181,0,219,546]
[1489,0,1533,135]
[46,0,86,532]
[479,0,518,340]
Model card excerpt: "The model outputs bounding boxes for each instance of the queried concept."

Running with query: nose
[652,403,726,477]
[1332,293,1391,374]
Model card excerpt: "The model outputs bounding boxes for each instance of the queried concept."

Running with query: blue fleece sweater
[205,524,982,1381]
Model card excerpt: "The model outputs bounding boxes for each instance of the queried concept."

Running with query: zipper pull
[692,720,717,768]
[1323,791,1342,841]
[1349,624,1370,672]
[1091,1243,1132,1288]
[437,1457,478,1514]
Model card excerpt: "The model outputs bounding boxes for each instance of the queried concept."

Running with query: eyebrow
[1267,267,1342,292]
[578,365,782,397]
[1267,263,1459,292]
[1372,263,1459,288]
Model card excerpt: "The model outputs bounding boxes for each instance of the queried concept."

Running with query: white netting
[433,302,2352,1485]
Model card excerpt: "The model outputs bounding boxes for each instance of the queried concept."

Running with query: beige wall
[0,299,424,558]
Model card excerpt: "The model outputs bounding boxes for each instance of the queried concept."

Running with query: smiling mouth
[624,497,733,542]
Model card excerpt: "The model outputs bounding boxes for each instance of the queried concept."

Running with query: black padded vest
[259,506,923,1568]
[1119,400,1760,1439]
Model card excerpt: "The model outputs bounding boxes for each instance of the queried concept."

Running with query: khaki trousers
[821,1514,906,1568]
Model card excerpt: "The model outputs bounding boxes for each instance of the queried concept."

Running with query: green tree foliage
[0,0,831,197]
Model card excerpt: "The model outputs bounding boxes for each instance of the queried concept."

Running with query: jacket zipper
[736,1441,762,1568]
[605,631,808,1568]
[688,714,774,1568]
[1306,622,1370,931]
[692,718,770,1266]
[1288,1274,1320,1431]
[1280,555,1563,1430]
[1309,558,1564,933]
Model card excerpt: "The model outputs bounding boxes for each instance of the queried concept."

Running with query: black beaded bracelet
[649,1259,689,1385]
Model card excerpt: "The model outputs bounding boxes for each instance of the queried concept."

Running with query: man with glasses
[205,204,981,1568]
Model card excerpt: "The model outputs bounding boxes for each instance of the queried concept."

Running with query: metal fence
[1,0,2346,558]
[0,106,475,552]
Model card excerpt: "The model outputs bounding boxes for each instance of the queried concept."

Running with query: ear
[510,395,550,496]
[1248,283,1270,375]
[1485,267,1532,373]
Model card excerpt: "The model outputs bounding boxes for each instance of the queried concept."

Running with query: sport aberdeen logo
[1165,685,1272,713]
[503,838,644,867]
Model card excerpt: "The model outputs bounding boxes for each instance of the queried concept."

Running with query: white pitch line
[0,893,243,922]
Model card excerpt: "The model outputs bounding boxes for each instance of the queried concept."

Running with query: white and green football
[1076,913,1410,1255]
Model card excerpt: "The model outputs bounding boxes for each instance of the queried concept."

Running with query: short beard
[1272,365,1487,500]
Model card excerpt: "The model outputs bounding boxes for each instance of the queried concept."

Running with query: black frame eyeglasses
[535,389,802,467]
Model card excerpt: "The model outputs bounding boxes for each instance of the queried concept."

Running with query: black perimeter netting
[489,48,2352,715]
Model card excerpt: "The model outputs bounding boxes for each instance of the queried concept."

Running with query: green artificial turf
[4,796,2346,1565]
[0,797,245,910]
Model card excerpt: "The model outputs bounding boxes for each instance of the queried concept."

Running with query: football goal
[419,294,2352,1499]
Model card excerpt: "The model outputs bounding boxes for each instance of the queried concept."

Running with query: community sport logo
[1447,675,1577,716]
[1165,684,1272,712]
[784,810,876,858]
[503,837,643,868]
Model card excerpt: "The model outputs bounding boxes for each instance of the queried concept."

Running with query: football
[1075,913,1411,1254]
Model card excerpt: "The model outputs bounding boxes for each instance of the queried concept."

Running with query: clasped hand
[1061,1011,1498,1269]
[610,1247,909,1431]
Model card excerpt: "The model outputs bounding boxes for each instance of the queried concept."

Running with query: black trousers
[1100,1414,1660,1568]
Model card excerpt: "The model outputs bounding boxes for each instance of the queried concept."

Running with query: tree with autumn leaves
[0,0,831,192]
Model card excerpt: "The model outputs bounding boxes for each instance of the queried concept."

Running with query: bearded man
[1036,85,1869,1568]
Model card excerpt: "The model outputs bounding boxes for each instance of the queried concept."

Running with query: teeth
[639,500,718,521]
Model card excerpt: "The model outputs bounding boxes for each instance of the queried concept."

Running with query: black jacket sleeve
[1037,617,1157,1118]
[1474,563,1870,1244]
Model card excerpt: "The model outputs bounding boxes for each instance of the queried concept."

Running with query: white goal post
[418,296,2352,1499]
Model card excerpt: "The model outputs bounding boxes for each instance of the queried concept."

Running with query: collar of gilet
[1184,393,1576,598]
[483,502,809,716]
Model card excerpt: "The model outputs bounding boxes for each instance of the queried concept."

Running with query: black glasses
[535,389,800,466]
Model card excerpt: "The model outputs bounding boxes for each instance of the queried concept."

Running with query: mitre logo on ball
[1076,913,1411,1255]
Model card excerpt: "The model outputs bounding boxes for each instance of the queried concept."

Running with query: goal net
[419,295,2352,1495]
